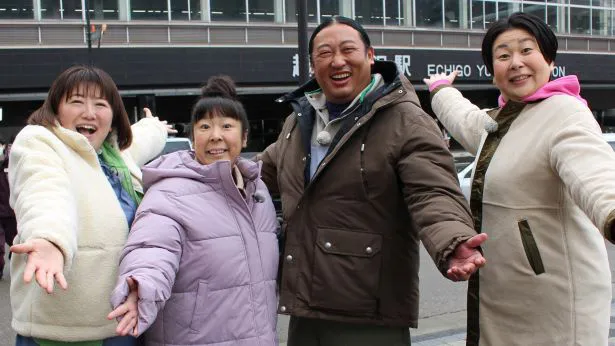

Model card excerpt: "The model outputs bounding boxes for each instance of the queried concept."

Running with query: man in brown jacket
[259,16,487,346]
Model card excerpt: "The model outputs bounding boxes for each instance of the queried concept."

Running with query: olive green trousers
[287,316,411,346]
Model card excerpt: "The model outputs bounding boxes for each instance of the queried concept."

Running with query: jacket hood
[142,150,261,191]
[498,75,587,107]
[276,60,416,105]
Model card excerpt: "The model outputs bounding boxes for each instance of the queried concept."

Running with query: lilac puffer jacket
[111,151,279,346]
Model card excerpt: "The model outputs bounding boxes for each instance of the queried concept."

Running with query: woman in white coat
[9,65,173,346]
[424,12,615,346]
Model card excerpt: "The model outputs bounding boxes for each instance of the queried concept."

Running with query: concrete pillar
[201,0,210,21]
[402,0,412,27]
[459,0,468,29]
[340,0,352,17]
[118,0,129,21]
[557,2,567,34]
[274,0,284,23]
[33,0,41,20]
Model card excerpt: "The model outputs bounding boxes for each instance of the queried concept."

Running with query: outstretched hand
[143,107,178,135]
[108,277,139,336]
[422,70,460,89]
[446,233,488,281]
[10,239,68,293]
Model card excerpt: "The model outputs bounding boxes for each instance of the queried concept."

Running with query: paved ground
[0,243,615,345]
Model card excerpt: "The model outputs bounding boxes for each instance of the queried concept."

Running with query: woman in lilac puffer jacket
[108,76,279,346]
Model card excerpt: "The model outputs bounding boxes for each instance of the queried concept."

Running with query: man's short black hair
[308,16,371,62]
[481,12,558,75]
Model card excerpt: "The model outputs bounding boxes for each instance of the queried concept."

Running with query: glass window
[592,8,610,35]
[41,0,61,19]
[355,0,384,25]
[170,0,201,20]
[497,1,519,21]
[88,0,119,20]
[469,0,498,29]
[0,0,34,19]
[522,3,546,22]
[131,0,168,20]
[320,0,339,21]
[248,0,274,22]
[171,0,189,20]
[470,0,482,29]
[444,0,462,28]
[211,0,246,21]
[415,0,443,28]
[190,0,201,20]
[569,0,591,5]
[547,4,568,33]
[385,0,401,26]
[570,6,591,34]
[484,1,495,27]
[284,0,317,23]
[62,0,84,20]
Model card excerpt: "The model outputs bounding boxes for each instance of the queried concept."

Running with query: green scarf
[99,141,142,205]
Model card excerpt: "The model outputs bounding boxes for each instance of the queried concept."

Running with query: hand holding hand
[10,239,68,293]
[107,277,139,336]
[422,70,460,89]
[446,233,488,281]
[143,107,178,135]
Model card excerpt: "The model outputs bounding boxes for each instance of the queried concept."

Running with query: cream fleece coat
[9,117,167,341]
[432,86,615,345]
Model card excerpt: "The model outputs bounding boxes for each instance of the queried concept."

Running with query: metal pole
[85,0,92,65]
[297,0,309,85]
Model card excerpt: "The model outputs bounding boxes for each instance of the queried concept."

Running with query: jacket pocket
[190,281,209,332]
[309,228,383,314]
[517,219,545,275]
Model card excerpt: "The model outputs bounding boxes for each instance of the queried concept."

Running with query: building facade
[2,0,615,149]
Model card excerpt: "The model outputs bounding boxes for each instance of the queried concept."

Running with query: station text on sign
[427,64,473,77]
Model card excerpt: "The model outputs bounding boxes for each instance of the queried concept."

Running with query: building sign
[292,49,572,83]
[0,47,611,92]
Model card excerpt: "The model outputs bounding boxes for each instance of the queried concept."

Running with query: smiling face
[311,23,375,104]
[492,28,554,102]
[57,84,113,151]
[192,111,247,165]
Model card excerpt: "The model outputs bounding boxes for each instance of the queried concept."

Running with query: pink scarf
[497,75,587,108]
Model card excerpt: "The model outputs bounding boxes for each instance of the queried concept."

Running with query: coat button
[286,255,293,262]
[398,89,403,93]
[280,306,287,312]
[324,242,332,249]
[297,113,302,117]
[302,156,306,162]
[365,247,373,254]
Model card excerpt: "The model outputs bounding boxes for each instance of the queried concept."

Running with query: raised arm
[424,72,497,155]
[125,109,170,166]
[109,189,183,336]
[8,126,76,292]
[550,108,615,241]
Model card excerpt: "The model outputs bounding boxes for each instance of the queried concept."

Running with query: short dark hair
[308,16,371,62]
[481,12,558,75]
[28,65,132,150]
[191,75,249,138]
